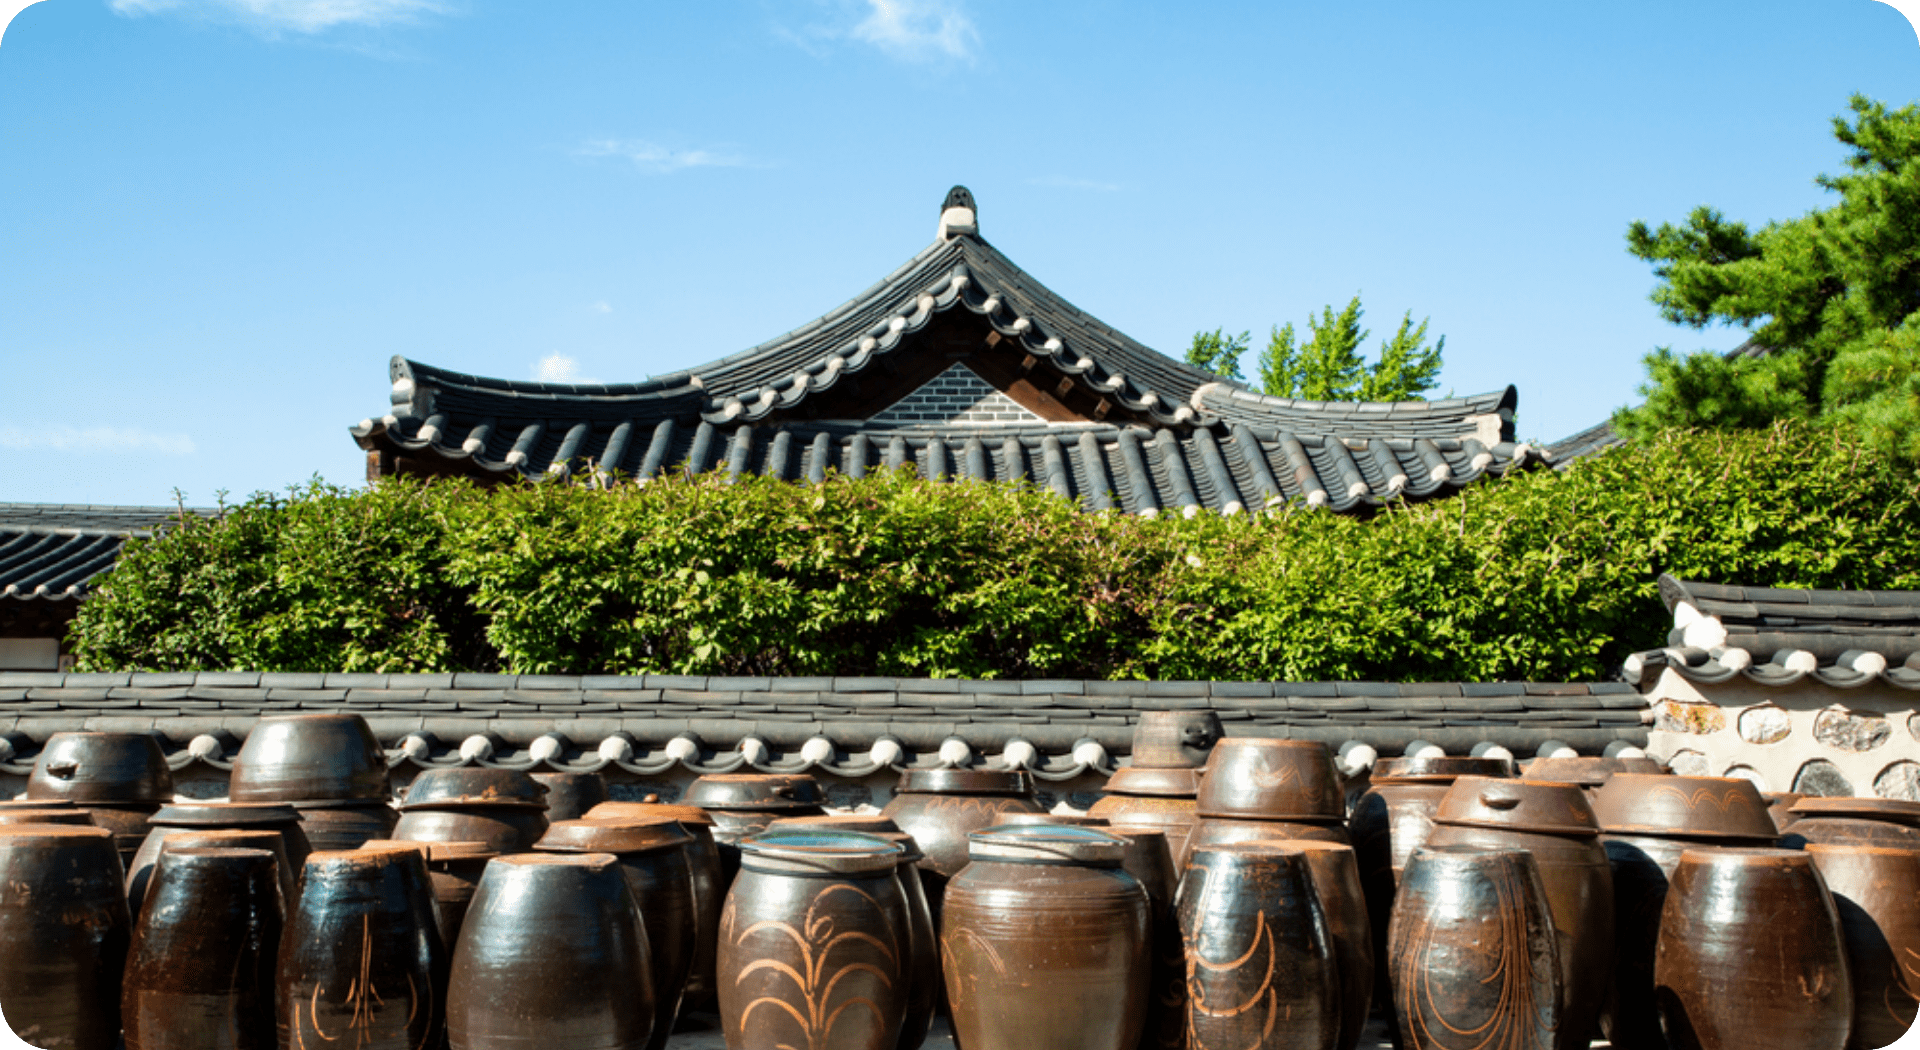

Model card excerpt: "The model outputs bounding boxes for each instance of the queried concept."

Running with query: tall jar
[588,801,727,1012]
[126,803,313,923]
[123,846,283,1050]
[0,825,130,1050]
[391,768,551,854]
[685,774,828,887]
[942,824,1148,1050]
[719,830,910,1050]
[1805,843,1920,1050]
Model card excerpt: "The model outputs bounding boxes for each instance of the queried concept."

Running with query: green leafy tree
[1185,327,1250,381]
[1616,94,1920,465]
[1247,295,1444,400]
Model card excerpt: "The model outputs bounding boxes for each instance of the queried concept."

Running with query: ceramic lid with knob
[738,829,904,876]
[1588,774,1776,840]
[1433,776,1600,836]
[585,801,717,826]
[966,823,1129,866]
[683,774,827,811]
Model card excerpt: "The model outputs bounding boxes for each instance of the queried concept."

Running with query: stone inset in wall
[1875,760,1920,801]
[1656,702,1725,735]
[1738,704,1791,745]
[1722,764,1766,791]
[870,363,1043,426]
[1813,707,1891,752]
[1668,749,1709,776]
[1794,758,1854,798]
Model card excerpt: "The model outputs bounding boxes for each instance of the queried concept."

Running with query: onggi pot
[1806,843,1920,1049]
[126,803,312,923]
[879,768,1041,916]
[28,731,173,866]
[0,825,131,1050]
[1255,839,1375,1050]
[588,801,726,1012]
[122,846,283,1050]
[1087,766,1203,869]
[227,713,391,804]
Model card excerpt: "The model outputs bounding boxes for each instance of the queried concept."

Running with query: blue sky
[2,0,1917,507]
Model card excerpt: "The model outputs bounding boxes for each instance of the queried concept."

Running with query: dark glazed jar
[1103,825,1183,1050]
[720,830,909,1050]
[290,801,400,852]
[530,771,610,822]
[0,825,131,1050]
[942,825,1148,1050]
[1762,792,1805,833]
[0,806,93,826]
[277,845,446,1050]
[589,801,726,1013]
[879,768,1041,911]
[151,829,298,923]
[1188,815,1351,853]
[1256,839,1374,1050]
[364,839,498,951]
[127,803,313,922]
[449,853,655,1050]
[688,774,829,886]
[1805,843,1920,1049]
[1425,777,1612,1050]
[1176,842,1340,1050]
[1589,773,1777,1050]
[765,815,940,1050]
[537,817,697,1050]
[1388,845,1560,1050]
[392,767,551,854]
[1654,847,1851,1050]
[1129,711,1223,769]
[1785,797,1920,849]
[1195,738,1344,822]
[228,714,391,803]
[29,731,173,866]
[123,847,283,1050]
[1087,766,1204,868]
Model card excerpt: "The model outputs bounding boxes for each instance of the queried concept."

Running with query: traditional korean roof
[1623,574,1920,690]
[0,504,214,602]
[1542,420,1624,467]
[352,188,1544,515]
[0,672,1647,779]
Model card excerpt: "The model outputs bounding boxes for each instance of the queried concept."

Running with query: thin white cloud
[1028,175,1122,193]
[574,138,753,174]
[590,301,612,314]
[782,0,978,64]
[534,354,598,385]
[0,425,195,456]
[107,0,450,37]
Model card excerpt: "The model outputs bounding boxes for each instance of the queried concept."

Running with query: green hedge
[68,423,1920,680]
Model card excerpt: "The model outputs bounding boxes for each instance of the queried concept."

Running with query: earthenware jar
[277,845,446,1050]
[127,803,312,921]
[1176,842,1340,1050]
[537,817,697,1050]
[228,713,391,803]
[1088,766,1204,868]
[1188,815,1352,853]
[289,801,400,851]
[1388,845,1560,1050]
[942,825,1149,1050]
[1196,738,1345,821]
[1130,711,1223,768]
[1588,773,1777,1050]
[0,825,130,1050]
[448,853,654,1050]
[364,839,497,950]
[1762,792,1804,833]
[687,773,828,883]
[1103,825,1183,1050]
[1806,843,1920,1049]
[122,847,282,1050]
[153,829,298,920]
[391,767,551,853]
[0,805,93,826]
[1259,839,1374,1050]
[1426,777,1612,1050]
[1349,753,1514,1033]
[720,830,909,1050]
[588,801,726,1012]
[1522,754,1663,787]
[1785,797,1920,849]
[1654,847,1851,1050]
[29,731,173,865]
[880,767,1041,912]
[531,771,609,821]
[765,815,939,1050]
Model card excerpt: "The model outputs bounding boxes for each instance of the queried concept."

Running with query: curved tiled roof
[352,190,1544,514]
[0,504,216,602]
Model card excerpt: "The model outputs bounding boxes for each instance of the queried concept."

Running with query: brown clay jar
[1103,825,1183,1050]
[1176,842,1340,1050]
[227,713,391,804]
[392,767,552,854]
[1425,777,1612,1050]
[1188,816,1351,853]
[765,815,940,1050]
[0,803,92,827]
[537,817,697,1050]
[1195,738,1345,822]
[29,731,173,866]
[530,771,610,822]
[1129,711,1223,769]
[1785,797,1920,849]
[153,829,298,922]
[588,801,726,1013]
[1387,845,1560,1050]
[942,824,1149,1050]
[363,839,498,950]
[879,768,1041,917]
[1589,773,1778,1050]
[0,824,131,1050]
[687,773,828,887]
[1087,766,1204,869]
[1762,792,1805,834]
[1805,843,1920,1049]
[1654,847,1851,1050]
[1254,839,1375,1050]
[122,847,283,1050]
[719,830,910,1050]
[277,845,446,1050]
[290,801,400,851]
[126,803,313,923]
[448,852,655,1050]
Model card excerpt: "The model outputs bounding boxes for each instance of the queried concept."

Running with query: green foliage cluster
[1618,95,1920,466]
[69,423,1920,681]
[1185,295,1444,401]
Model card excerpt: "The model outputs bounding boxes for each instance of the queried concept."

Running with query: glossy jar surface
[1195,738,1344,821]
[291,801,399,852]
[1806,843,1920,1050]
[228,714,390,803]
[588,802,726,1012]
[1254,839,1374,1050]
[127,804,312,922]
[28,731,173,804]
[0,825,131,1050]
[122,847,282,1050]
[390,806,550,854]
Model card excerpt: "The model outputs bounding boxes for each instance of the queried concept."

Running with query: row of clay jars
[27,731,174,867]
[228,714,400,851]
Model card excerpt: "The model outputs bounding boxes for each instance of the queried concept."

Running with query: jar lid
[585,801,716,826]
[398,769,548,811]
[365,839,499,863]
[1373,756,1516,782]
[896,768,1034,796]
[738,829,903,876]
[1788,797,1920,827]
[1522,755,1663,787]
[683,774,826,811]
[0,799,76,810]
[536,818,695,855]
[1433,776,1600,836]
[1589,774,1776,839]
[967,824,1127,866]
[151,803,302,828]
[1102,767,1202,797]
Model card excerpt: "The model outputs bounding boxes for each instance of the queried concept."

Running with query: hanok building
[350,188,1547,514]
